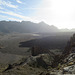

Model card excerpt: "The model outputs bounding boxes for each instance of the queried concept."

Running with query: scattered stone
[63,65,75,74]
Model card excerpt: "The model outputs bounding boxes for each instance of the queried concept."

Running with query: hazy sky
[0,0,75,29]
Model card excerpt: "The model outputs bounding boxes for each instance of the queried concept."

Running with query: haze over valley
[0,0,75,75]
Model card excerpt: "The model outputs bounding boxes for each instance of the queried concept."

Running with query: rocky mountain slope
[0,21,59,33]
[60,34,75,74]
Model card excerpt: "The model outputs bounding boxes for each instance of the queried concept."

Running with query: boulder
[25,54,54,68]
[63,65,75,74]
[64,53,75,64]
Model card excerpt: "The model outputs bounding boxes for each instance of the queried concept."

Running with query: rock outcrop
[25,54,55,69]
[31,46,48,56]
[63,64,75,74]
[31,46,54,56]
[63,34,75,57]
[61,53,75,74]
[60,34,75,74]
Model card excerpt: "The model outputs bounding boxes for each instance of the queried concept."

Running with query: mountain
[0,21,59,33]
[60,28,75,32]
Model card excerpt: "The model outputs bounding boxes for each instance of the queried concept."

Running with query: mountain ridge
[0,21,59,33]
[0,21,75,33]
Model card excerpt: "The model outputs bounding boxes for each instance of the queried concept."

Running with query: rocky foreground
[0,52,74,75]
[0,34,75,75]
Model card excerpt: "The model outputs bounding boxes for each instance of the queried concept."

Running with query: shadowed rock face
[60,34,75,74]
[63,34,75,56]
[31,46,49,56]
[51,34,75,68]
[31,46,55,56]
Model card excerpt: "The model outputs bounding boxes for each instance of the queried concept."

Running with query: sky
[0,0,75,29]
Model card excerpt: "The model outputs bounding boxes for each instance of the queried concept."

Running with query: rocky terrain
[0,33,75,75]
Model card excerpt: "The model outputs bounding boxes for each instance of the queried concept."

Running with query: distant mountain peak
[39,21,47,24]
